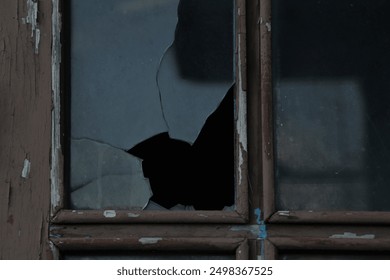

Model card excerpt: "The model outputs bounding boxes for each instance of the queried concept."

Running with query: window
[263,0,390,259]
[50,0,261,260]
[48,0,390,260]
[54,0,249,222]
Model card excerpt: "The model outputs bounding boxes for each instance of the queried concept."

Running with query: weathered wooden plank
[259,0,274,221]
[267,224,390,251]
[53,237,246,253]
[246,0,262,224]
[269,210,390,224]
[0,0,53,259]
[50,224,259,240]
[53,209,247,224]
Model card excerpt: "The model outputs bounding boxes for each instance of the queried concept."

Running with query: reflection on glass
[69,0,234,210]
[273,0,390,211]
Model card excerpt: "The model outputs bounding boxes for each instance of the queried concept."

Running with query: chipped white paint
[21,158,31,178]
[277,211,290,217]
[329,232,375,239]
[103,210,117,218]
[23,0,40,53]
[265,22,271,32]
[259,17,271,32]
[127,213,140,218]
[50,0,62,215]
[197,214,208,218]
[34,28,40,54]
[237,33,247,185]
[138,237,163,245]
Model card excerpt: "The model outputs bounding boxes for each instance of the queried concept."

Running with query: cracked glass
[69,0,235,210]
[273,0,390,211]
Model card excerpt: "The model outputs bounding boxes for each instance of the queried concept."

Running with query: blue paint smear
[254,208,267,239]
[254,208,261,224]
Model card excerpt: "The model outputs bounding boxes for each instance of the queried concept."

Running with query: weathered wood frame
[48,0,265,260]
[52,224,253,259]
[51,0,250,225]
[0,0,54,259]
[264,224,390,259]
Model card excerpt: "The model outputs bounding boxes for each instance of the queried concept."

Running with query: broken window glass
[69,0,235,210]
[273,0,390,211]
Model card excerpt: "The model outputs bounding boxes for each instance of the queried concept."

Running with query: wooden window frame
[52,224,251,259]
[51,0,249,225]
[264,224,390,259]
[49,0,264,260]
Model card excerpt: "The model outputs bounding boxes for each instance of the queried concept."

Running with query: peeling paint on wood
[21,158,31,178]
[138,237,163,245]
[277,211,290,217]
[230,225,259,237]
[103,210,117,218]
[127,213,140,218]
[330,232,375,239]
[0,0,52,259]
[259,17,271,32]
[50,0,62,215]
[23,0,40,53]
[236,0,248,188]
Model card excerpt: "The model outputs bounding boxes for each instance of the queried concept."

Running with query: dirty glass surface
[273,0,390,211]
[69,0,235,210]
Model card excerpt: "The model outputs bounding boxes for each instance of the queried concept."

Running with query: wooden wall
[0,0,53,259]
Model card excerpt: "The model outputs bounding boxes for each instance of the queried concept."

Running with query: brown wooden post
[0,0,53,259]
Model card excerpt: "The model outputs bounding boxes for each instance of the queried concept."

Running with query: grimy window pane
[69,0,234,210]
[273,0,390,211]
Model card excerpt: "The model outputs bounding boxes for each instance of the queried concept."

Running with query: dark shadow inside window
[129,87,235,210]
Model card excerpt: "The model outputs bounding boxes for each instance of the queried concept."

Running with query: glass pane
[69,0,235,210]
[273,0,390,211]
